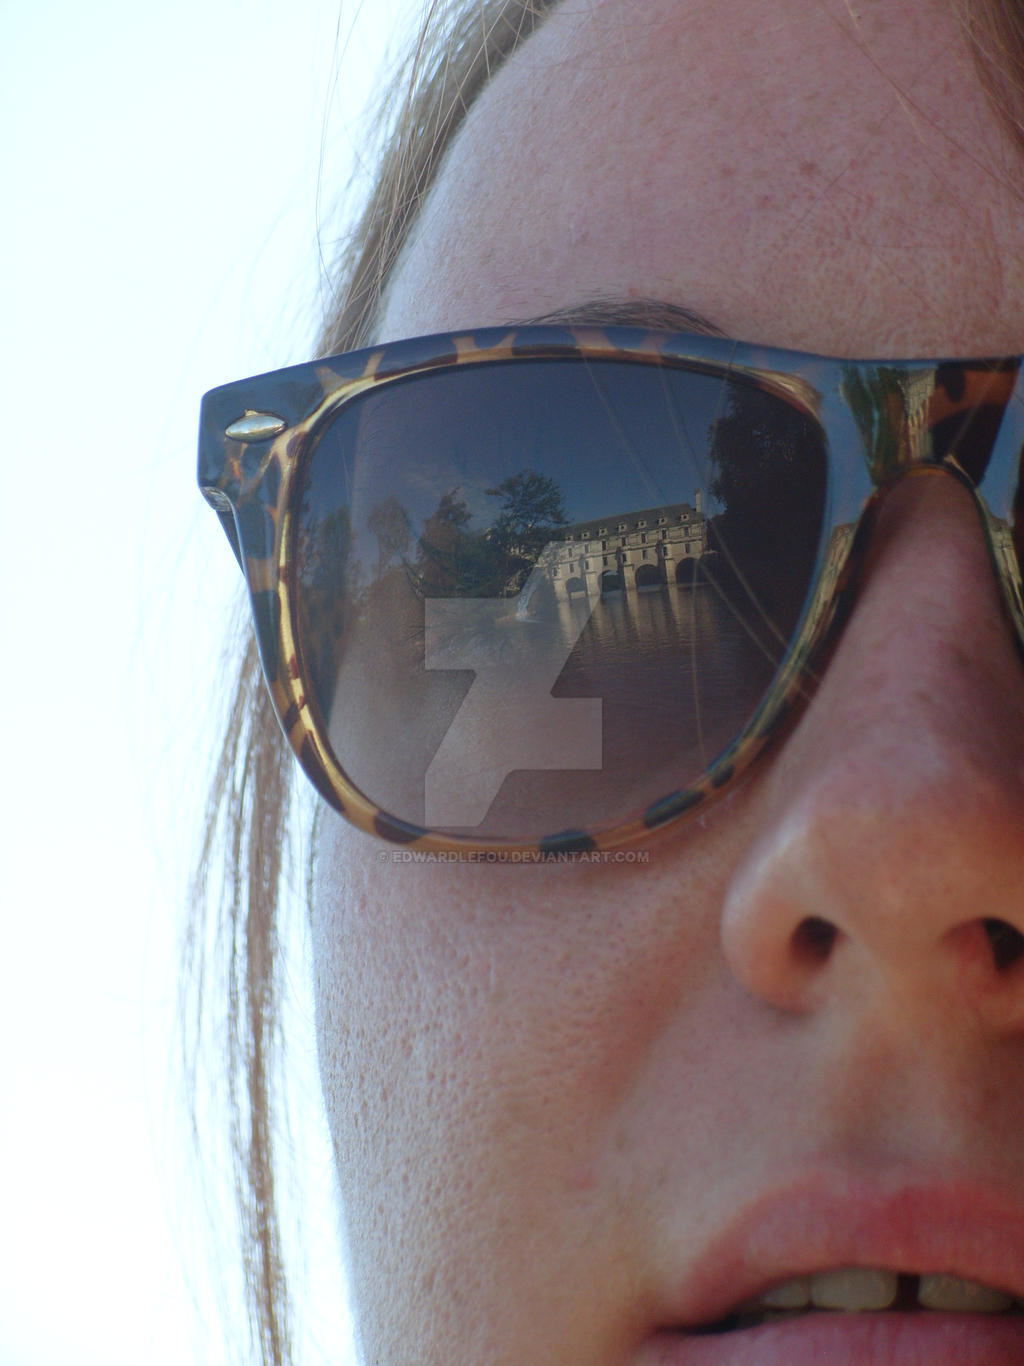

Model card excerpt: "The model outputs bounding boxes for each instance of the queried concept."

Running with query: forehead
[382,0,1024,357]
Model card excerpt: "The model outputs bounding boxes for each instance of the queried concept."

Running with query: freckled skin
[313,2,1024,1363]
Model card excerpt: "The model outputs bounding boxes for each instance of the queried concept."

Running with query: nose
[720,470,1024,1031]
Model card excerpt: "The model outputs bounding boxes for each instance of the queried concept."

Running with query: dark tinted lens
[294,357,827,840]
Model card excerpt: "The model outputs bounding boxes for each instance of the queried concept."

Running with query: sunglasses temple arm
[198,466,246,568]
[211,503,244,569]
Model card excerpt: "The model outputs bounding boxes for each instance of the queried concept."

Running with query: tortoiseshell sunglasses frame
[198,325,1024,855]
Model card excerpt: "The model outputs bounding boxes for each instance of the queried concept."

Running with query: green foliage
[412,468,568,598]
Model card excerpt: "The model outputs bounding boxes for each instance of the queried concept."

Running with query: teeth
[918,1275,1014,1314]
[748,1268,1022,1318]
[810,1268,899,1311]
[757,1277,811,1309]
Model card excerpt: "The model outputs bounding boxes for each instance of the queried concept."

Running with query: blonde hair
[185,2,1024,1363]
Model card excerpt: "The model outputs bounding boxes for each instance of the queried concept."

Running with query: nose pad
[719,471,1024,1030]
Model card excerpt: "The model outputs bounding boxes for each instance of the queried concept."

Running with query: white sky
[1,3,422,1362]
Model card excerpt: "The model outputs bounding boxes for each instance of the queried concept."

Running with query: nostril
[982,918,1024,971]
[792,916,839,964]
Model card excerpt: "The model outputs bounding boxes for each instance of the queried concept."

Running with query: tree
[295,502,358,709]
[367,494,412,578]
[413,487,477,595]
[483,469,568,596]
[706,379,827,636]
[411,470,570,600]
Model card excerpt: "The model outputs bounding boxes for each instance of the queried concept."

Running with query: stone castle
[536,497,709,601]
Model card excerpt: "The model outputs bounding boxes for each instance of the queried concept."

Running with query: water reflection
[420,576,784,837]
[555,576,781,778]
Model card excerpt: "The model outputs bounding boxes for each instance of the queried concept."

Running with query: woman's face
[313,1,1024,1362]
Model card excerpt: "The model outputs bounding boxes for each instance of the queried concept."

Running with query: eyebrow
[511,296,725,337]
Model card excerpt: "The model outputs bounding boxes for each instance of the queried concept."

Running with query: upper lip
[662,1169,1024,1330]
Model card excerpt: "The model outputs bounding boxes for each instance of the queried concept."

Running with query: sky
[1,3,421,1363]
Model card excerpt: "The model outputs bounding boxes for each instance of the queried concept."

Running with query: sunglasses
[198,325,1024,854]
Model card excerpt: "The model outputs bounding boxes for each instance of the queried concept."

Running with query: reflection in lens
[294,357,828,840]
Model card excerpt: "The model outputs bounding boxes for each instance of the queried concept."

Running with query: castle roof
[564,500,701,538]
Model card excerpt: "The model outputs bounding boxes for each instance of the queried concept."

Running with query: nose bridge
[720,467,1024,1026]
[869,463,1024,676]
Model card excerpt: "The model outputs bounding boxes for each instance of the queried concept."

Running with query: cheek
[309,820,736,1332]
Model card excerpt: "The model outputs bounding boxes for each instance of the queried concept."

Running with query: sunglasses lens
[294,357,828,840]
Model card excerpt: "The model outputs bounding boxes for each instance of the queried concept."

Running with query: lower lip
[640,1313,1024,1366]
